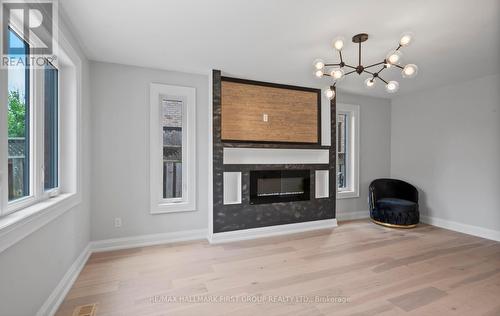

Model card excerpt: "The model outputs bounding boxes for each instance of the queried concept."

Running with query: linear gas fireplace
[250,170,311,205]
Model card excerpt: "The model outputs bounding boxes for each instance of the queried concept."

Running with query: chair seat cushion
[376,198,417,211]
[371,198,419,226]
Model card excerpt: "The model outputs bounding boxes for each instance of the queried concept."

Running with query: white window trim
[336,103,360,199]
[2,61,61,216]
[0,25,83,253]
[150,83,196,214]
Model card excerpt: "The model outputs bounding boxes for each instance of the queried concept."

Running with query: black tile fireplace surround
[250,169,311,205]
[212,70,337,233]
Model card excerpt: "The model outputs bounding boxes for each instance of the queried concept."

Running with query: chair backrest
[369,178,418,203]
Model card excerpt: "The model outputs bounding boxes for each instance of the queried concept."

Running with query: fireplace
[250,170,310,205]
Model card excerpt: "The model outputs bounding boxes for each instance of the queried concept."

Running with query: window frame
[2,30,62,216]
[4,28,34,212]
[150,83,196,214]
[336,103,360,199]
[0,13,83,254]
[0,26,81,220]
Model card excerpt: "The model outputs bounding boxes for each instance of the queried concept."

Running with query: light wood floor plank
[56,220,500,316]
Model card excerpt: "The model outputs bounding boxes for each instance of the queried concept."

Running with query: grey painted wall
[391,74,500,231]
[89,62,209,240]
[0,16,92,316]
[335,92,392,218]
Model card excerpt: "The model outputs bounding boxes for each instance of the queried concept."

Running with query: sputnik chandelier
[313,33,418,99]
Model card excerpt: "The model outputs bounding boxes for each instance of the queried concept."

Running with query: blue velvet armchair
[368,178,419,228]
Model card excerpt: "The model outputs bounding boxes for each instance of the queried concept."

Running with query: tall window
[150,84,196,214]
[162,99,183,199]
[336,104,360,199]
[2,29,60,215]
[337,113,348,190]
[7,29,30,202]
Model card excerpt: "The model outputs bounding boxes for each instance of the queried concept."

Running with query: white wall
[89,62,209,240]
[391,74,500,233]
[335,92,392,219]
[0,16,91,316]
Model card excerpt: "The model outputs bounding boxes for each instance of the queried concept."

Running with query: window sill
[336,190,360,199]
[150,200,197,214]
[0,192,81,253]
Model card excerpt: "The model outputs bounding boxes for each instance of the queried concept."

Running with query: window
[0,13,82,251]
[7,29,30,202]
[337,113,348,190]
[1,29,62,216]
[150,83,196,213]
[44,63,59,192]
[336,103,359,199]
[162,99,183,199]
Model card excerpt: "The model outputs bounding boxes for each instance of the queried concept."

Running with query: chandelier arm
[364,61,385,69]
[375,66,386,76]
[339,51,344,63]
[344,64,357,70]
[344,70,357,76]
[325,63,341,67]
[377,76,388,84]
[395,44,402,51]
[364,69,374,75]
[395,64,404,70]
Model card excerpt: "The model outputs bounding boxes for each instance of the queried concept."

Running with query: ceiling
[60,0,500,98]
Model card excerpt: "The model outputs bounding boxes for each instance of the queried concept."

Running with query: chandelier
[313,33,418,99]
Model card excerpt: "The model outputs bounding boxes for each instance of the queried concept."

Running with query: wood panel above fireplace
[221,77,321,144]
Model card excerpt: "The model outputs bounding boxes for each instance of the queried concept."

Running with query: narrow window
[336,104,360,199]
[44,63,59,191]
[162,98,183,199]
[337,113,348,190]
[150,83,196,213]
[7,29,30,202]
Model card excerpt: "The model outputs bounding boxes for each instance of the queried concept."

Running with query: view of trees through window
[8,29,30,201]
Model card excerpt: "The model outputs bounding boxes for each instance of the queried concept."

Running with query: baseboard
[37,228,208,315]
[421,215,500,242]
[336,210,369,221]
[37,244,91,316]
[209,218,337,244]
[90,228,208,252]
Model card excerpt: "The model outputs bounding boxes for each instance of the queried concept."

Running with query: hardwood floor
[56,220,500,316]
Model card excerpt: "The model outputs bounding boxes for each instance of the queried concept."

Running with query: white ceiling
[60,0,500,98]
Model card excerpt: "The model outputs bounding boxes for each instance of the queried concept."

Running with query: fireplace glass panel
[250,170,310,204]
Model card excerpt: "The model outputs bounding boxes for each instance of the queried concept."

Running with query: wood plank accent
[221,79,320,144]
[56,220,500,316]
